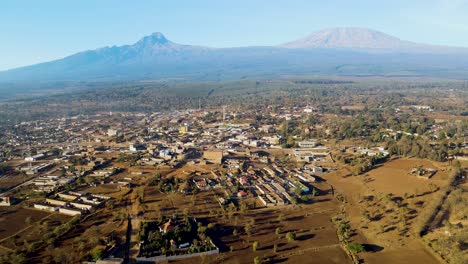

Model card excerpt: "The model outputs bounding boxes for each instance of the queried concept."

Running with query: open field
[363,159,449,196]
[170,195,350,264]
[26,198,128,263]
[0,207,50,241]
[0,213,71,250]
[0,173,31,190]
[322,158,451,264]
[139,175,351,264]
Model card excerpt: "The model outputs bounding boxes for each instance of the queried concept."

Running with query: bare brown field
[0,207,50,240]
[341,105,366,110]
[81,184,130,199]
[0,213,71,250]
[322,158,449,264]
[0,173,31,190]
[363,158,448,196]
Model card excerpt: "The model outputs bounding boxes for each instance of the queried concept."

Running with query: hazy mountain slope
[281,28,419,49]
[0,28,468,85]
[281,27,468,53]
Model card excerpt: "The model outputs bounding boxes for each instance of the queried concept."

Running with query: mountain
[1,28,468,87]
[280,27,468,53]
[281,27,418,49]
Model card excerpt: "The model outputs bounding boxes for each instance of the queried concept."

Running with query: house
[193,178,210,190]
[179,125,189,134]
[107,129,121,137]
[129,143,146,152]
[237,190,248,198]
[298,141,317,148]
[96,258,124,264]
[59,207,82,216]
[46,198,67,206]
[34,203,58,212]
[0,196,12,206]
[239,176,249,186]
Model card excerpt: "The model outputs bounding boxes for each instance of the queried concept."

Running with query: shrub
[347,242,366,253]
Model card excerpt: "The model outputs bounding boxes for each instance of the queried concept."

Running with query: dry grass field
[0,207,50,241]
[0,213,71,250]
[322,158,451,264]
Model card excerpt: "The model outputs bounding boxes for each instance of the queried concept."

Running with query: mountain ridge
[1,27,468,83]
[280,27,468,53]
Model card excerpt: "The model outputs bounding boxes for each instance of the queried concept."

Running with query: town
[0,88,466,264]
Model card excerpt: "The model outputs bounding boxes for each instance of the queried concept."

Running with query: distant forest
[0,78,467,124]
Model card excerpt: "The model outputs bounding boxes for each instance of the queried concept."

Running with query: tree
[90,247,103,260]
[275,227,281,236]
[244,224,252,236]
[53,250,69,263]
[273,244,278,253]
[347,242,366,253]
[285,232,295,242]
[311,188,317,197]
[252,241,259,252]
[254,256,263,264]
[277,214,284,222]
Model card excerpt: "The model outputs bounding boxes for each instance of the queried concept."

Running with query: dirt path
[123,189,141,263]
[277,243,342,258]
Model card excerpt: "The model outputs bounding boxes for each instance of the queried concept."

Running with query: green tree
[275,227,281,235]
[90,247,104,261]
[347,242,366,253]
[252,241,259,252]
[254,256,262,264]
[285,232,295,242]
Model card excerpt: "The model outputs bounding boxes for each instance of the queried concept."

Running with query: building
[129,143,146,152]
[96,258,124,264]
[23,163,53,175]
[298,141,317,148]
[59,207,82,216]
[25,153,46,162]
[46,198,68,206]
[107,129,121,137]
[179,125,189,134]
[34,203,58,212]
[0,196,12,206]
[237,190,248,198]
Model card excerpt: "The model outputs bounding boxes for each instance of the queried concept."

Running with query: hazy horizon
[1,0,468,71]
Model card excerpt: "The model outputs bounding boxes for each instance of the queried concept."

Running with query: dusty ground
[0,212,71,250]
[322,158,448,264]
[0,206,50,241]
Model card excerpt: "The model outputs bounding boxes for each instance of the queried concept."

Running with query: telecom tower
[222,106,226,121]
[27,143,32,170]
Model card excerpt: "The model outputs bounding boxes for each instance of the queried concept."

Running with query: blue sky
[1,0,467,70]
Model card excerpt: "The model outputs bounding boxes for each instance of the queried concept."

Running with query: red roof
[237,190,248,197]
